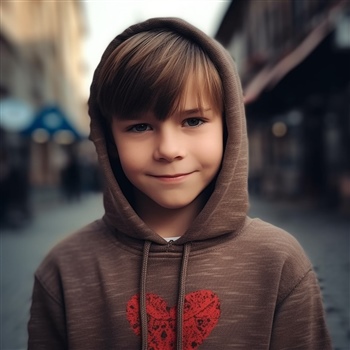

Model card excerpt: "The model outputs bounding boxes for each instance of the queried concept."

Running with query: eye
[183,118,204,127]
[128,123,151,132]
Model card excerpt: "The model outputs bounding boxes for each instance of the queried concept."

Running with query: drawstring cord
[139,241,191,350]
[176,243,191,350]
[140,241,151,350]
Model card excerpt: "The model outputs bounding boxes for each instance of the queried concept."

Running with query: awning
[22,105,83,143]
[243,2,345,104]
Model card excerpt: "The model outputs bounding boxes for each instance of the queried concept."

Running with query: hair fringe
[97,30,223,122]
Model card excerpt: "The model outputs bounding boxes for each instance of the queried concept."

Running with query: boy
[28,18,331,349]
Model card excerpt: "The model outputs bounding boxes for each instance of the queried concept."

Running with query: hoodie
[28,18,331,350]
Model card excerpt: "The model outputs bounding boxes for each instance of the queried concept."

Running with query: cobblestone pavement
[1,193,349,349]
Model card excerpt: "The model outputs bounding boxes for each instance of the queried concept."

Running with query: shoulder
[41,219,109,259]
[240,218,314,303]
[243,218,311,265]
[35,219,111,286]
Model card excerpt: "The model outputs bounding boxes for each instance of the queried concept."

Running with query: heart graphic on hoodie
[126,290,221,349]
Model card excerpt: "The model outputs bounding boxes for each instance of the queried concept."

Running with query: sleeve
[270,270,332,350]
[27,276,68,350]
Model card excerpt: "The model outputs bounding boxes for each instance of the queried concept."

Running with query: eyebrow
[178,108,211,116]
[117,113,151,121]
[116,108,212,122]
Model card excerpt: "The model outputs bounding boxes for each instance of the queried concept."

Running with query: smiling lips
[149,172,195,181]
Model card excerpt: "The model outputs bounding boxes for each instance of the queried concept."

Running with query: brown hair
[96,29,223,122]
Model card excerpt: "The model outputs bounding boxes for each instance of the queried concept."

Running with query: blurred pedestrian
[60,154,81,201]
[0,146,30,228]
[0,148,11,226]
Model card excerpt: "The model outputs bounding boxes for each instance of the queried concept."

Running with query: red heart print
[126,290,221,349]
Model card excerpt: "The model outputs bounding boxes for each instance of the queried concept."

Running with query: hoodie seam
[277,267,313,308]
[34,274,64,306]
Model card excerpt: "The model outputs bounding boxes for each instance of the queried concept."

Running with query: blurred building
[0,1,93,224]
[216,0,350,213]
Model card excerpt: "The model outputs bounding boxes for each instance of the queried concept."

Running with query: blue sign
[22,105,83,140]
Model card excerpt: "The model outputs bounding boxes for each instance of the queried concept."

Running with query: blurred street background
[1,1,349,349]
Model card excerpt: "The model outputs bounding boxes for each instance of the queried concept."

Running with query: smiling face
[111,81,223,211]
[98,29,224,217]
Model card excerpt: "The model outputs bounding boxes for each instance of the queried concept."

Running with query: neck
[133,190,207,238]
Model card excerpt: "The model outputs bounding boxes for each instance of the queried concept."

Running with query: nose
[153,127,186,162]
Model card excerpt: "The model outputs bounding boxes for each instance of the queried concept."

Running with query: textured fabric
[28,17,331,349]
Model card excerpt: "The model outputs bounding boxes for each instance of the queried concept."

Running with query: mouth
[151,172,193,178]
[148,172,195,181]
[155,173,189,178]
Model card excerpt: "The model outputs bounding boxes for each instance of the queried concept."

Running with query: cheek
[203,144,223,171]
[115,139,150,176]
[198,129,223,169]
[114,139,135,171]
[118,149,139,174]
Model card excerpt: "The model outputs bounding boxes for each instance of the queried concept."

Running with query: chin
[155,200,192,210]
[152,194,202,211]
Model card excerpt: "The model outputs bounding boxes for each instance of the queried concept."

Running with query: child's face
[111,86,223,211]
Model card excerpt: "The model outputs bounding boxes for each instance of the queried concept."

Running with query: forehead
[173,74,221,115]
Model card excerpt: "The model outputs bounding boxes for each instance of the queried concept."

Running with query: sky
[82,0,230,96]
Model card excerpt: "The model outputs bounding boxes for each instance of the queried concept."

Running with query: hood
[88,17,249,245]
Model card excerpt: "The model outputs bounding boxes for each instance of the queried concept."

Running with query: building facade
[216,0,350,213]
[0,1,89,224]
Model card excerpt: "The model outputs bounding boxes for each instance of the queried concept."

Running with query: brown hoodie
[28,18,331,350]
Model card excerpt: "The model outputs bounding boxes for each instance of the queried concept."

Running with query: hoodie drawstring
[140,240,151,350]
[139,241,192,350]
[176,242,191,350]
